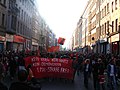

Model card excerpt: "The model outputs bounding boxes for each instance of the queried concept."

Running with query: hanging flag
[47,46,60,52]
[58,37,65,45]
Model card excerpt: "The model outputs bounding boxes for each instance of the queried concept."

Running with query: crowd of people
[0,50,120,90]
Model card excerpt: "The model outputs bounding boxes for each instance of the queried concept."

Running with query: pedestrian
[0,61,8,90]
[107,59,117,90]
[9,56,17,80]
[92,58,99,90]
[83,59,92,88]
[97,58,105,90]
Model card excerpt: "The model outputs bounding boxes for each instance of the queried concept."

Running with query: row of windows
[0,0,6,6]
[19,0,33,14]
[100,18,119,36]
[17,21,31,37]
[18,8,32,28]
[101,0,120,19]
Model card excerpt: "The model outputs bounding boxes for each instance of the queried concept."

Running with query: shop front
[111,33,120,55]
[100,38,108,54]
[0,35,5,52]
[32,39,38,51]
[13,35,26,52]
[6,34,14,51]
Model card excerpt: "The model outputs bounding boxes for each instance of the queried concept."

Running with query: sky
[36,0,88,48]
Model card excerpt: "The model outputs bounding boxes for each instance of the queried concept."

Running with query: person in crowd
[8,56,17,80]
[97,58,105,90]
[0,61,8,90]
[83,59,92,88]
[92,58,99,90]
[76,54,84,76]
[107,59,117,90]
[9,69,32,90]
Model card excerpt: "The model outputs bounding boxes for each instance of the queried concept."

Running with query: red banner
[47,46,60,52]
[14,35,26,43]
[24,56,74,80]
[58,37,65,45]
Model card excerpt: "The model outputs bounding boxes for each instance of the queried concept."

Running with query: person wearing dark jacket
[9,56,17,80]
[0,62,8,90]
[92,59,99,90]
[83,59,92,88]
[107,59,117,90]
[97,58,105,90]
[9,69,41,90]
[9,69,32,90]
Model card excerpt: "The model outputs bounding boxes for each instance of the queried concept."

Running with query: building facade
[77,0,120,55]
[0,0,57,52]
[0,0,8,51]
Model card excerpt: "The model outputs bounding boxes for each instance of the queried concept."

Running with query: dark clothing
[0,82,8,90]
[9,82,41,90]
[92,62,99,90]
[83,63,92,88]
[9,82,31,90]
[98,63,105,75]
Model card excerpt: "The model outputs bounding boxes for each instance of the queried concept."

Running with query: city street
[41,73,94,90]
[2,71,120,90]
[3,72,93,90]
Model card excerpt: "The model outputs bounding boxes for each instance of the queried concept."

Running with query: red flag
[47,46,60,52]
[58,37,65,45]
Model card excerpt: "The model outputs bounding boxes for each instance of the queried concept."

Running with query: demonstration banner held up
[24,56,75,80]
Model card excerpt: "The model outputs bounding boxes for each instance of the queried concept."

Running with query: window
[3,0,6,5]
[112,21,114,32]
[105,23,106,34]
[2,14,5,26]
[107,21,109,32]
[107,3,109,14]
[20,24,22,34]
[112,2,114,12]
[102,9,104,18]
[115,19,118,32]
[11,15,16,30]
[17,21,19,33]
[115,0,117,10]
[105,6,106,16]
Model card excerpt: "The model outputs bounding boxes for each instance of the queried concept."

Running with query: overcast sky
[36,0,88,47]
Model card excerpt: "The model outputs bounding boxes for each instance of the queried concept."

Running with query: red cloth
[24,56,75,80]
[58,37,65,45]
[98,75,105,84]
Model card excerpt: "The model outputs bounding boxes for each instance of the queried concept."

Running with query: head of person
[85,59,90,64]
[18,70,28,82]
[98,58,102,63]
[110,59,115,65]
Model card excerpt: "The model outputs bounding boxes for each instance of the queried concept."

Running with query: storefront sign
[100,38,107,43]
[0,36,5,41]
[32,39,38,45]
[13,35,25,43]
[111,34,119,42]
[6,34,13,42]
[32,42,38,46]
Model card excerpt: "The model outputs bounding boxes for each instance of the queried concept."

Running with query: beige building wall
[88,0,97,46]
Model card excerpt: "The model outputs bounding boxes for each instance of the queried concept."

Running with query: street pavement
[2,72,120,90]
[40,73,94,90]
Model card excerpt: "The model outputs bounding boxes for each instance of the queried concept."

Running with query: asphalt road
[3,72,120,90]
